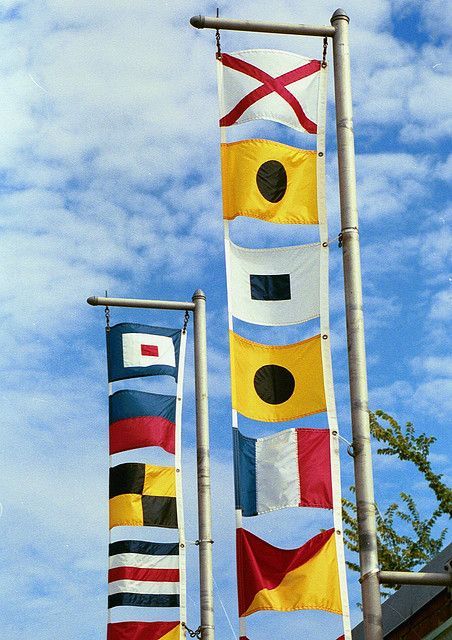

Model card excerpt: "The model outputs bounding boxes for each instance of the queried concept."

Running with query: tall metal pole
[331,10,383,640]
[192,289,215,640]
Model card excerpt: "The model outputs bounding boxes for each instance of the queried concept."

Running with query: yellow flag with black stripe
[229,331,326,422]
[221,139,318,224]
[109,463,177,529]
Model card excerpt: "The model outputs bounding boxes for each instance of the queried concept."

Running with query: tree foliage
[342,410,451,576]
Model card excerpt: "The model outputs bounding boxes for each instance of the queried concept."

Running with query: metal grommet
[322,334,328,340]
[336,529,342,535]
[332,430,338,436]
[180,543,185,548]
[318,151,324,157]
[322,241,328,247]
[176,468,180,473]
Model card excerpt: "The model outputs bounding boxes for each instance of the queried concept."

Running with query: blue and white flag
[107,323,181,382]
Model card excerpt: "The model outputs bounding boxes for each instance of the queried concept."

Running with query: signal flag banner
[218,50,322,133]
[229,331,326,422]
[107,323,181,382]
[227,239,320,325]
[107,621,180,640]
[237,527,341,617]
[109,390,176,455]
[234,428,332,516]
[221,139,317,224]
[108,540,180,609]
[109,463,177,529]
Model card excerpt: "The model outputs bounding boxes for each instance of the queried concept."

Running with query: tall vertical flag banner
[106,322,187,640]
[218,47,351,639]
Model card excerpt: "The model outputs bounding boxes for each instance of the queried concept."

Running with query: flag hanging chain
[183,623,202,639]
[215,8,222,59]
[322,36,328,68]
[104,290,110,332]
[183,309,190,334]
[338,226,358,248]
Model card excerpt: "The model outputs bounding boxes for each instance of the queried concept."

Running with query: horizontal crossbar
[190,15,336,38]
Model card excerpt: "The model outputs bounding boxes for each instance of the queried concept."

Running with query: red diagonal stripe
[220,53,320,132]
[108,567,180,583]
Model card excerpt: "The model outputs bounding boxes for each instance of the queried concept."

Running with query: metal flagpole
[192,290,215,640]
[87,293,215,640]
[330,10,383,640]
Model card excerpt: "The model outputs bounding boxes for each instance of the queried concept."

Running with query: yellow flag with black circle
[229,331,326,422]
[221,139,318,224]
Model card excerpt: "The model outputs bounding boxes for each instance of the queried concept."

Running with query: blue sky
[0,1,450,639]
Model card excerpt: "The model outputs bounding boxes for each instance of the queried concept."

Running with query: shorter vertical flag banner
[234,427,332,516]
[108,540,180,609]
[109,462,177,529]
[221,139,318,224]
[227,239,320,325]
[107,323,181,382]
[109,390,176,455]
[237,528,341,618]
[106,321,187,640]
[229,331,326,422]
[218,50,322,134]
[107,621,181,640]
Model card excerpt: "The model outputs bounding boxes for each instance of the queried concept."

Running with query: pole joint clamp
[195,538,214,545]
[338,226,358,247]
[359,568,380,584]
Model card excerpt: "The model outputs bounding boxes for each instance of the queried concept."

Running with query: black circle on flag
[256,160,287,203]
[253,365,295,404]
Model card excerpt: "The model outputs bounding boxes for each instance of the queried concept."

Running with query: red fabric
[107,621,178,640]
[109,416,175,455]
[141,344,159,357]
[220,53,320,133]
[236,527,334,616]
[108,567,179,582]
[297,428,332,508]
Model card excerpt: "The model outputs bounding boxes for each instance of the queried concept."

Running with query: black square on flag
[250,274,291,301]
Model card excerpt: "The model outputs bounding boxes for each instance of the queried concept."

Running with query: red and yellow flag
[107,621,180,640]
[237,528,341,617]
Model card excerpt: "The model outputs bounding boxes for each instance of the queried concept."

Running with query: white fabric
[108,580,180,596]
[109,553,179,570]
[122,333,175,368]
[220,49,320,133]
[228,240,320,326]
[255,428,299,513]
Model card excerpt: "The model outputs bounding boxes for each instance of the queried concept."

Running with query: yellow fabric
[243,532,341,616]
[221,139,318,224]
[109,494,143,529]
[143,465,176,498]
[229,331,326,422]
[160,625,181,640]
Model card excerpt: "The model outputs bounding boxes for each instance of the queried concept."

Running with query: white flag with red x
[218,49,322,134]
